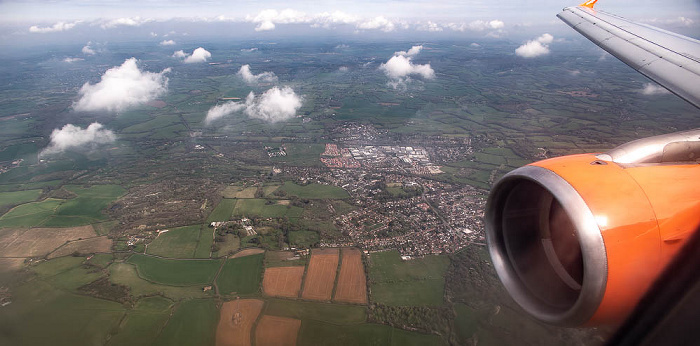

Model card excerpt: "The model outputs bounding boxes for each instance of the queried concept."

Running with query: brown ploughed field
[215,299,264,346]
[262,266,305,298]
[254,315,301,346]
[333,248,368,304]
[301,248,339,301]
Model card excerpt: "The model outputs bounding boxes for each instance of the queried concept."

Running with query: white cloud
[40,123,116,157]
[205,102,246,124]
[338,66,349,72]
[150,32,158,37]
[358,16,395,32]
[470,43,481,47]
[417,21,442,32]
[82,42,96,55]
[641,83,671,95]
[205,86,302,124]
[173,47,212,63]
[241,48,258,52]
[246,9,309,31]
[159,40,176,46]
[515,33,553,58]
[29,21,79,33]
[335,44,349,50]
[238,64,278,84]
[63,57,84,63]
[446,19,504,32]
[100,17,152,29]
[73,58,170,112]
[380,46,434,88]
[313,11,359,28]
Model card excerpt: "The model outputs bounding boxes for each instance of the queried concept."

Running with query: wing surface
[558,6,700,108]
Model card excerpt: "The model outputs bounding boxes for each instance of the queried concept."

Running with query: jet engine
[485,129,700,326]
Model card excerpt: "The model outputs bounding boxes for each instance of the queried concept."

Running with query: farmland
[333,248,368,304]
[127,254,223,286]
[301,248,339,301]
[153,299,218,346]
[279,181,349,199]
[262,266,305,298]
[232,199,303,218]
[207,199,237,223]
[255,315,301,346]
[0,225,96,257]
[216,253,264,295]
[146,225,202,258]
[216,299,264,346]
[47,236,112,258]
[368,250,450,306]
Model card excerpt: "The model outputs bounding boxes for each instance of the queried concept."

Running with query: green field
[298,320,444,346]
[232,198,303,218]
[127,254,223,286]
[0,280,125,346]
[454,303,479,344]
[215,253,263,295]
[147,225,202,258]
[0,189,41,207]
[109,262,209,299]
[262,298,367,324]
[153,299,218,346]
[0,184,125,228]
[288,230,320,248]
[107,296,174,346]
[206,198,236,223]
[195,228,214,258]
[368,251,450,306]
[279,181,349,199]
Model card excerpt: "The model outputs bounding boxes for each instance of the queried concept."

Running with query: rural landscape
[0,1,698,344]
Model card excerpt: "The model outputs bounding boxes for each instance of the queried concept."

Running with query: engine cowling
[484,130,700,326]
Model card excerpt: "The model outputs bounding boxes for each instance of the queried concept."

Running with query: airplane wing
[557,3,700,108]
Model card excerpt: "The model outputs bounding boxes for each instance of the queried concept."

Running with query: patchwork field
[0,225,96,257]
[255,315,301,346]
[264,251,305,267]
[0,189,41,206]
[109,262,208,299]
[216,299,264,346]
[47,236,112,259]
[106,296,173,346]
[232,248,264,258]
[301,248,339,301]
[263,266,305,298]
[216,253,264,295]
[333,248,367,304]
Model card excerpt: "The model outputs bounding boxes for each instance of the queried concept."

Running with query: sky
[1,0,698,42]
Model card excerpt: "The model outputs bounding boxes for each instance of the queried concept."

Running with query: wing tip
[579,0,598,8]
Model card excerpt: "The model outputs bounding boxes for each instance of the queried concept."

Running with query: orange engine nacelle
[485,130,700,326]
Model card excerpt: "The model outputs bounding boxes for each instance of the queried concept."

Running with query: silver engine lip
[485,165,608,326]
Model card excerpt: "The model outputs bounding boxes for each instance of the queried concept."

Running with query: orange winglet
[580,0,598,8]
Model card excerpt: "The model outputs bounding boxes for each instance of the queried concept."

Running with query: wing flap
[558,6,700,108]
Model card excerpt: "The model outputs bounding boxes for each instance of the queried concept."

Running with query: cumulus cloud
[100,17,152,29]
[204,86,302,124]
[205,102,247,124]
[380,46,434,88]
[446,19,504,32]
[417,21,442,32]
[641,83,671,95]
[470,43,481,47]
[313,11,359,28]
[238,64,278,84]
[29,21,79,33]
[241,48,258,52]
[40,123,116,157]
[246,9,309,31]
[82,42,96,55]
[73,58,170,112]
[338,66,349,72]
[159,40,176,46]
[173,47,212,63]
[63,57,84,63]
[515,33,554,58]
[358,16,395,32]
